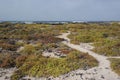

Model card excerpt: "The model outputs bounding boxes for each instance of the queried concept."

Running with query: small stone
[28,78,31,80]
[47,78,51,80]
[5,76,9,79]
[94,69,97,72]
[101,75,104,79]
[105,67,109,69]
[90,78,95,80]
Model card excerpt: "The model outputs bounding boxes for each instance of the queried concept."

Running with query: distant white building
[72,21,84,23]
[24,21,33,24]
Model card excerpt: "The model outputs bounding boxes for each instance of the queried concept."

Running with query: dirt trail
[57,32,120,80]
[108,56,120,59]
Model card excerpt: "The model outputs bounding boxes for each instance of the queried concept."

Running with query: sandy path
[108,57,120,59]
[57,32,120,80]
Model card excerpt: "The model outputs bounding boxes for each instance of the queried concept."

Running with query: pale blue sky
[0,0,120,21]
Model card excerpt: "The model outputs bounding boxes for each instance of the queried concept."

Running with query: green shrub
[12,50,98,78]
[11,70,25,80]
[109,58,120,76]
[20,44,36,55]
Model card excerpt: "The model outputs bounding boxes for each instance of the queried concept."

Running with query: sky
[0,0,120,21]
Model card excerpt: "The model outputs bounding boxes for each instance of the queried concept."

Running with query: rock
[90,78,95,80]
[0,48,2,52]
[47,77,52,80]
[5,76,9,79]
[94,69,97,72]
[1,72,6,75]
[28,79,31,80]
[0,74,2,77]
[105,67,109,69]
[101,75,104,79]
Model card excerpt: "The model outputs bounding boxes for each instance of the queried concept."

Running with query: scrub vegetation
[0,22,98,80]
[67,23,120,56]
[109,58,120,76]
[0,22,120,79]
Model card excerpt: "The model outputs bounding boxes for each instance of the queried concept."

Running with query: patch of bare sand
[0,68,16,80]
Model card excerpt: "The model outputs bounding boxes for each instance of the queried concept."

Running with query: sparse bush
[0,54,15,68]
[12,50,98,78]
[20,44,36,55]
[15,55,27,68]
[109,58,120,76]
[11,70,24,80]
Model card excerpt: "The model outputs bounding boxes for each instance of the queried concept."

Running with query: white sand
[17,46,24,52]
[42,51,60,58]
[108,56,120,59]
[0,68,16,80]
[79,43,94,50]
